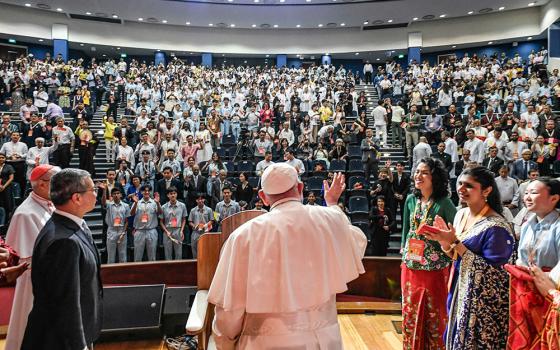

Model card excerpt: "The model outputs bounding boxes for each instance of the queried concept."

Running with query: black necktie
[524,161,529,178]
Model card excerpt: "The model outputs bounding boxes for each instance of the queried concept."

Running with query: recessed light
[412,17,419,20]
[56,8,63,11]
[80,43,84,46]
[439,14,446,18]
[116,47,120,50]
[488,41,493,44]
[325,52,330,55]
[273,24,278,28]
[266,54,270,57]
[528,2,535,6]
[86,11,92,15]
[209,23,213,26]
[157,49,161,52]
[222,54,225,56]
[112,14,118,18]
[318,24,323,27]
[296,24,301,28]
[228,0,234,2]
[306,0,311,2]
[252,24,257,27]
[103,54,107,57]
[280,0,285,2]
[254,0,259,3]
[363,20,369,25]
[162,20,167,23]
[387,19,393,23]
[468,11,474,14]
[138,18,143,21]
[528,36,533,40]
[376,58,380,61]
[340,23,345,26]
[498,6,505,10]
[186,22,191,25]
[25,3,31,7]
[452,45,457,48]
[355,52,359,55]
[38,39,44,42]
[230,24,235,27]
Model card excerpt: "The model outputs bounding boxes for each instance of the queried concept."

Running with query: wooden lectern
[185,210,265,350]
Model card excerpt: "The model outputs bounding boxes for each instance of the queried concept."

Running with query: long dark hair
[535,177,560,209]
[460,166,503,215]
[412,158,449,201]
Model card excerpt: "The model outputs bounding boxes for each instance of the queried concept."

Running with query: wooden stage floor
[0,314,403,350]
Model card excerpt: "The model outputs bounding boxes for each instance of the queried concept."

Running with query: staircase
[354,84,408,256]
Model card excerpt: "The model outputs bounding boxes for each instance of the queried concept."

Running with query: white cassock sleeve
[5,210,46,259]
[212,306,245,350]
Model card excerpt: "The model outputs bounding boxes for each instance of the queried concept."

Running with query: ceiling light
[230,24,235,27]
[280,0,285,2]
[363,20,369,25]
[387,19,393,23]
[80,43,84,46]
[340,23,345,26]
[452,45,457,48]
[222,54,225,56]
[138,18,143,21]
[306,0,311,2]
[103,54,107,57]
[254,0,259,3]
[528,36,533,40]
[376,58,380,61]
[228,0,234,2]
[273,24,278,28]
[318,24,323,27]
[116,47,120,50]
[56,8,63,11]
[498,6,505,10]
[112,14,118,18]
[355,52,359,55]
[162,20,168,23]
[468,11,474,14]
[25,3,31,7]
[296,24,301,28]
[86,11,92,15]
[528,2,535,6]
[412,17,418,20]
[38,39,44,42]
[439,14,446,18]
[157,49,161,52]
[265,54,270,57]
[252,24,257,27]
[325,52,329,55]
[488,41,493,44]
[186,21,191,25]
[209,23,213,26]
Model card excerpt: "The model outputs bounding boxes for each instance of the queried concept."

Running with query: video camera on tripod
[233,127,254,161]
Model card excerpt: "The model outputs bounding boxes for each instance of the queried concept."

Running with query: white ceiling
[0,0,550,29]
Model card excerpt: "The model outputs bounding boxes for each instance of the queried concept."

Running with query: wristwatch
[442,239,461,254]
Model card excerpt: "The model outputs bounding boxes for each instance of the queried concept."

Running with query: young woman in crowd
[423,166,515,349]
[400,157,457,350]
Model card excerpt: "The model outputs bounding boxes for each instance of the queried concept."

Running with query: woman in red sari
[401,158,457,350]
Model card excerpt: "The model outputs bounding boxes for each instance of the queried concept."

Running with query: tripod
[233,139,254,162]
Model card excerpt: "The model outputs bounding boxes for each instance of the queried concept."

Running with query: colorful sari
[401,195,457,350]
[446,211,516,349]
[536,290,560,349]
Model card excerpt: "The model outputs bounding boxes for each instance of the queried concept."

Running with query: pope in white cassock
[207,163,367,349]
[4,164,60,350]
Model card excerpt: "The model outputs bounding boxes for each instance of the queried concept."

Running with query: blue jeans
[221,119,231,137]
[231,123,241,142]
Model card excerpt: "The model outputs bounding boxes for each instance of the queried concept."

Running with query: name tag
[548,138,555,144]
[113,216,123,227]
[507,120,513,126]
[407,238,425,262]
[170,217,178,228]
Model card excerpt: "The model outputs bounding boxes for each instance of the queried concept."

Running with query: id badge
[170,217,178,228]
[28,129,33,137]
[407,238,426,262]
[113,216,122,227]
[507,119,513,126]
[258,147,265,154]
[528,122,533,129]
[141,213,149,223]
[537,155,544,163]
[548,138,555,144]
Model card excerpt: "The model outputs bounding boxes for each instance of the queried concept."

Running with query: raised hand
[324,172,346,206]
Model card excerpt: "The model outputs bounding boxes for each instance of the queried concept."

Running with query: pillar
[549,21,560,71]
[276,54,287,68]
[155,51,167,66]
[52,24,68,62]
[202,53,213,67]
[321,55,331,65]
[407,32,422,65]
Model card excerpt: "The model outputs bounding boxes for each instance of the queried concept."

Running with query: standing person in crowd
[77,121,98,178]
[215,187,241,230]
[463,129,485,164]
[423,166,515,349]
[159,186,188,260]
[25,138,58,180]
[100,186,130,264]
[102,115,118,163]
[361,128,380,180]
[51,117,75,169]
[0,152,15,218]
[400,157,456,350]
[372,100,388,146]
[412,137,432,175]
[403,105,421,159]
[135,150,157,189]
[511,149,539,182]
[22,169,102,350]
[0,131,28,195]
[4,165,60,350]
[130,185,163,262]
[363,61,374,84]
[391,101,405,148]
[392,160,411,216]
[495,165,519,214]
[369,195,395,256]
[188,193,214,258]
[207,165,366,349]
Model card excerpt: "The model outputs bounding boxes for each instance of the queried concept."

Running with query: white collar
[55,209,84,227]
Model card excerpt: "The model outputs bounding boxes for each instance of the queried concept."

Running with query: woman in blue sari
[423,166,516,349]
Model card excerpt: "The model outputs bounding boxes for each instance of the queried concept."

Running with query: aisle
[0,314,403,350]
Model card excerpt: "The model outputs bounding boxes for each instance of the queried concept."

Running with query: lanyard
[411,199,434,229]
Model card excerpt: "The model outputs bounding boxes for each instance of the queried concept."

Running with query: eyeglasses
[77,188,98,195]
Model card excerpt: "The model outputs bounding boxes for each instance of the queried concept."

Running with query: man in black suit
[208,169,233,209]
[155,166,183,204]
[481,146,505,177]
[22,169,101,350]
[392,161,410,216]
[431,142,453,173]
[452,119,467,147]
[113,117,135,147]
[190,164,208,197]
